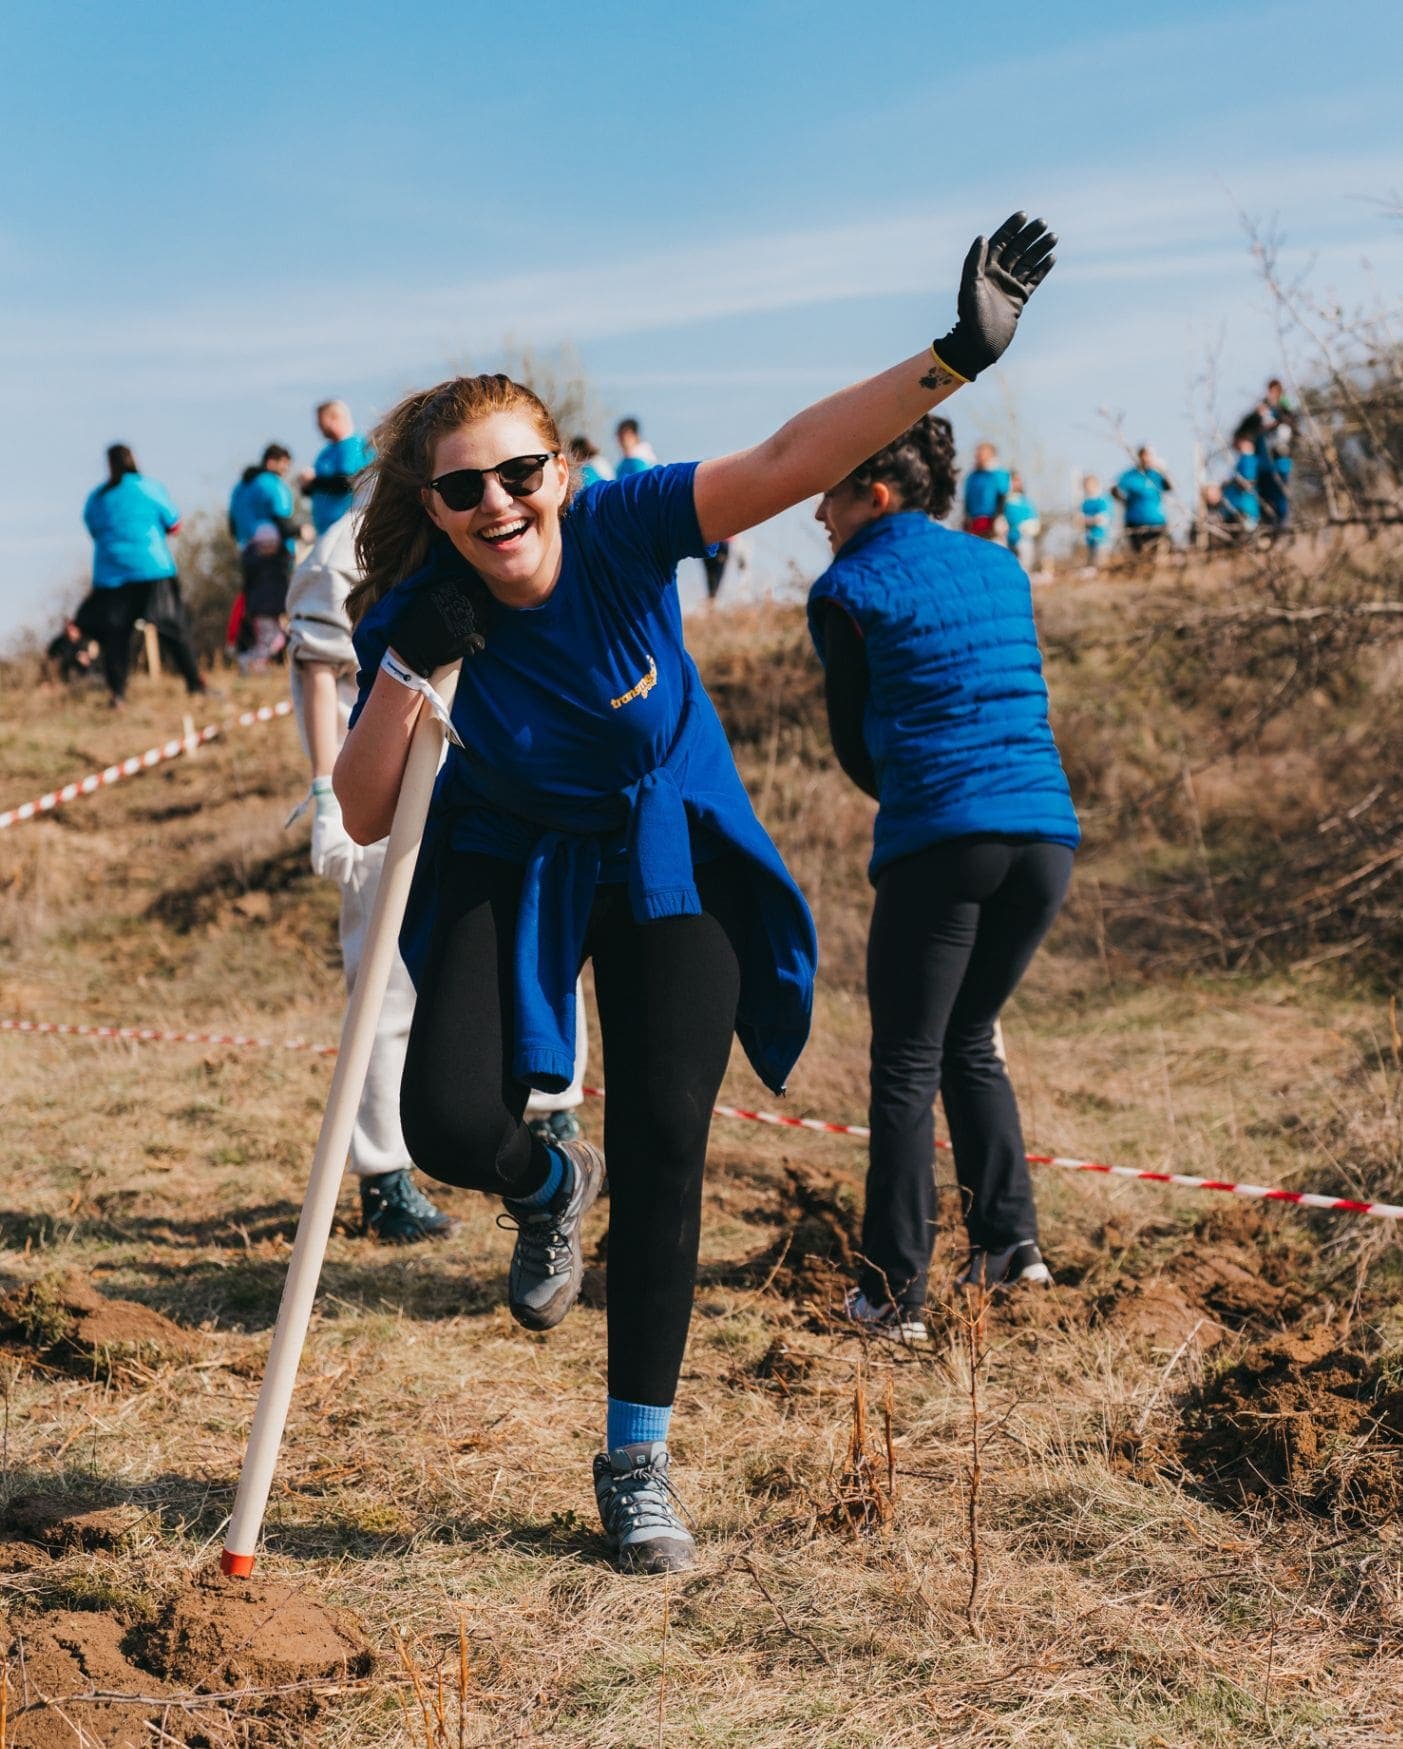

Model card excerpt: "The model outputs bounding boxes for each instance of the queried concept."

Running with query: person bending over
[809,410,1078,1340]
[334,211,1055,1572]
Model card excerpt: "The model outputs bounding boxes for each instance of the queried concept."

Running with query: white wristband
[380,649,464,748]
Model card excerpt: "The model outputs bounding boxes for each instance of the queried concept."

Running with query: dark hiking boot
[359,1169,457,1244]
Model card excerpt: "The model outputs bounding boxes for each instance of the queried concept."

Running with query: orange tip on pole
[220,1549,256,1579]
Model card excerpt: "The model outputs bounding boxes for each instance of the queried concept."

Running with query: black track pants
[93,578,204,699]
[861,836,1073,1310]
[401,852,744,1408]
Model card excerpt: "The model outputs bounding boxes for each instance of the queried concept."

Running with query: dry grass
[0,585,1400,1744]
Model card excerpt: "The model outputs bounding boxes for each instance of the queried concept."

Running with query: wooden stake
[142,620,161,678]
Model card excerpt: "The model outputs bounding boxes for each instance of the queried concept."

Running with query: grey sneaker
[593,1442,697,1574]
[838,1285,927,1343]
[956,1241,1051,1291]
[359,1169,457,1244]
[499,1138,606,1331]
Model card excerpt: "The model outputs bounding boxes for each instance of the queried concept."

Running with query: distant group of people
[960,442,1042,566]
[1199,378,1297,542]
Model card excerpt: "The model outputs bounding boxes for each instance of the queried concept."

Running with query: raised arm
[693,214,1056,545]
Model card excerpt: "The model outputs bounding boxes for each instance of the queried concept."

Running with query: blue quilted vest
[808,512,1079,881]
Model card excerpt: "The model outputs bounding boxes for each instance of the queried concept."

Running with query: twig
[964,1286,989,1635]
[458,1613,470,1749]
[728,1556,832,1666]
[656,1574,670,1749]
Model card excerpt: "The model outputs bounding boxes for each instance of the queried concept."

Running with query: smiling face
[422,410,570,608]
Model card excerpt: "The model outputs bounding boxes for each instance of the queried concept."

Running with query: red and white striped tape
[0,701,293,831]
[3,1015,1399,1221]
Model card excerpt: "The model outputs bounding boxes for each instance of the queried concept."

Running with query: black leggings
[402,852,744,1407]
[862,836,1073,1310]
[91,579,204,699]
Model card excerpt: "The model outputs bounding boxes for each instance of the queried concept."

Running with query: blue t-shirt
[963,466,1010,522]
[580,459,614,488]
[230,469,296,549]
[1003,493,1038,549]
[1223,450,1259,522]
[1081,495,1112,546]
[1115,467,1169,528]
[310,432,374,534]
[351,464,817,1096]
[615,454,654,478]
[83,474,180,587]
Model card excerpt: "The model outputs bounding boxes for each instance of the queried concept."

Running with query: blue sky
[1,0,1398,634]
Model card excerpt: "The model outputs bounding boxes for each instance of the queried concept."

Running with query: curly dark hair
[845,413,958,519]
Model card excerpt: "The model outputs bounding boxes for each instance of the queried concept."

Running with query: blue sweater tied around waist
[351,464,817,1097]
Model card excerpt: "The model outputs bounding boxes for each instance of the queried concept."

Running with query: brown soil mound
[2,1610,180,1749]
[1162,1332,1403,1522]
[1101,1234,1296,1351]
[0,1271,192,1377]
[755,1167,861,1309]
[1,1494,152,1552]
[140,1575,374,1695]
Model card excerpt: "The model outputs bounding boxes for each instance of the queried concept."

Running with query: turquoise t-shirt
[1081,495,1112,546]
[230,469,296,549]
[1115,467,1169,528]
[1003,493,1038,549]
[83,474,180,587]
[310,432,374,534]
[963,466,1010,522]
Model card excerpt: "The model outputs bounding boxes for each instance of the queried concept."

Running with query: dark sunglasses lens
[497,457,547,496]
[437,471,485,512]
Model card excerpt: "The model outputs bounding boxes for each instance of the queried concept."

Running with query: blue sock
[606,1397,673,1452]
[507,1145,568,1211]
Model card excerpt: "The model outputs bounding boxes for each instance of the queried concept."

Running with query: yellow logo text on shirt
[610,656,658,711]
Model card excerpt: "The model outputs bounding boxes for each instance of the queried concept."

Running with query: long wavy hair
[844,413,959,520]
[348,374,562,624]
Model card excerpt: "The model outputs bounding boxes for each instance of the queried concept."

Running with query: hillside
[0,542,1400,1746]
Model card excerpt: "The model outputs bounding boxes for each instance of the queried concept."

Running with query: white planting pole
[221,661,460,1578]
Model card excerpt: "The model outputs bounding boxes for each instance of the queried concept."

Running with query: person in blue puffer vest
[300,400,375,535]
[334,211,1057,1573]
[808,411,1079,1339]
[82,444,208,707]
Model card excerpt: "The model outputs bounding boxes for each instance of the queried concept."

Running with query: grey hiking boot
[593,1442,697,1575]
[499,1138,606,1331]
[359,1169,458,1244]
[956,1240,1051,1291]
[838,1285,928,1343]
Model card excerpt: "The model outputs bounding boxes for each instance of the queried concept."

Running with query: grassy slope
[0,572,1399,1746]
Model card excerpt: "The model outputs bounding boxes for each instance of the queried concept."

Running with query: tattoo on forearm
[919,356,962,392]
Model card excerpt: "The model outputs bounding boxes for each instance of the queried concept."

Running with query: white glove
[309,777,361,883]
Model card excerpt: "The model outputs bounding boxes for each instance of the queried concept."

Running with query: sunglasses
[426,452,558,513]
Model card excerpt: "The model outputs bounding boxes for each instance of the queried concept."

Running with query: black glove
[387,574,488,675]
[930,212,1057,382]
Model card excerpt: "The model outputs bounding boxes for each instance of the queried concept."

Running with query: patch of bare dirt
[2,1610,181,1748]
[139,1575,374,1697]
[752,1167,862,1312]
[0,1272,193,1377]
[1158,1331,1403,1522]
[0,1494,152,1553]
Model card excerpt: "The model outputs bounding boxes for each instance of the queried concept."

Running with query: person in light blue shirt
[300,400,374,534]
[82,444,206,705]
[228,445,302,664]
[1002,470,1040,564]
[568,434,614,489]
[229,444,299,550]
[961,441,1010,536]
[1113,446,1173,555]
[1080,474,1112,566]
[615,416,658,478]
[1220,434,1260,534]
